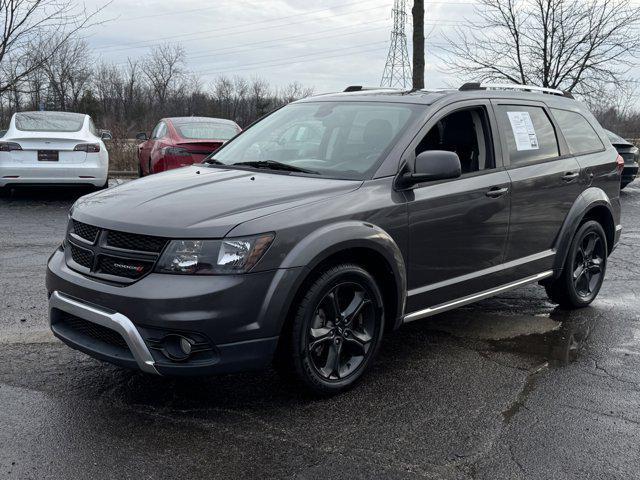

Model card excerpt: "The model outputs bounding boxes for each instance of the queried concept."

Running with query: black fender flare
[276,221,407,329]
[551,187,615,278]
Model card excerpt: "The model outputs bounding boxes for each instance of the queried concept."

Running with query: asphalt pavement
[1,181,639,479]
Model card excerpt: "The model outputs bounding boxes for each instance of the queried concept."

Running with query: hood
[72,166,361,238]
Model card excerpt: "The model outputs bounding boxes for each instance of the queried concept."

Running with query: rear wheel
[279,264,385,396]
[545,220,607,308]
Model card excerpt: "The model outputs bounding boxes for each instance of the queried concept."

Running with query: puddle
[429,307,594,368]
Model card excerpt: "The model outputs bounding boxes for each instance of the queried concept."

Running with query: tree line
[0,39,314,137]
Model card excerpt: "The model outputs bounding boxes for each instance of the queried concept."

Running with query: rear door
[493,101,582,273]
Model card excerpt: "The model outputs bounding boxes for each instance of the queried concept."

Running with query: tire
[0,186,9,198]
[138,163,144,178]
[278,263,385,396]
[545,220,608,309]
[621,181,630,190]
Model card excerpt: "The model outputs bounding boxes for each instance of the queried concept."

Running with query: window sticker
[507,111,540,151]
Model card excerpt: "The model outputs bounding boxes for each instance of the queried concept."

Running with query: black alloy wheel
[572,230,606,300]
[545,220,608,308]
[307,282,376,381]
[282,264,385,395]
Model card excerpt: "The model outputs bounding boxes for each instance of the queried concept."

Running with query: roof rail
[459,82,574,99]
[344,85,404,93]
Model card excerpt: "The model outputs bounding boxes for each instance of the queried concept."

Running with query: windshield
[174,121,239,140]
[15,112,85,132]
[211,101,423,180]
[605,129,628,145]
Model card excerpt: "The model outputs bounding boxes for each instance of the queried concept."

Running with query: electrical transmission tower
[381,0,412,89]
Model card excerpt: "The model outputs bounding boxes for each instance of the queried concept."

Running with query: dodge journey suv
[47,83,622,395]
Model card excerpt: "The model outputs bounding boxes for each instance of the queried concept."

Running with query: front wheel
[545,220,608,308]
[280,264,385,396]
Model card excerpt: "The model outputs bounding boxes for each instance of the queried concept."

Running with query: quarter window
[497,105,559,166]
[551,109,604,155]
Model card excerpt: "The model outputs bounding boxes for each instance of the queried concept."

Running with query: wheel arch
[273,222,407,355]
[552,187,616,278]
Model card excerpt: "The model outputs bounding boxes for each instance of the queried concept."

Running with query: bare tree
[142,43,186,105]
[0,0,108,95]
[441,0,640,94]
[43,37,92,110]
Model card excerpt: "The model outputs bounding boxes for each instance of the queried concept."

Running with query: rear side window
[551,109,604,155]
[496,105,559,166]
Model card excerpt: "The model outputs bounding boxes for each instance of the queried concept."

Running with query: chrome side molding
[403,270,554,323]
[49,291,159,375]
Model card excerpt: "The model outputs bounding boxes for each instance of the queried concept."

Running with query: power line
[195,44,390,77]
[193,41,389,76]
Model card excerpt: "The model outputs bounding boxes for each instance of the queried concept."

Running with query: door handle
[486,186,509,198]
[562,171,580,182]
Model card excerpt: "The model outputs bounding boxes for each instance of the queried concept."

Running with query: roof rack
[459,82,574,99]
[343,86,404,93]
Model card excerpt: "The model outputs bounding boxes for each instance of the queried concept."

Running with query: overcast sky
[81,0,478,94]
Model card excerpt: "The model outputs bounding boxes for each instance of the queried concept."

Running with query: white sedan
[0,111,110,192]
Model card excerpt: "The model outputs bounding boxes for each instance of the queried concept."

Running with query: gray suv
[46,83,622,395]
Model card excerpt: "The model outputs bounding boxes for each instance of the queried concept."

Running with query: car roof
[295,88,581,109]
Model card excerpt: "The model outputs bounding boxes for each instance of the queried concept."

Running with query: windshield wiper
[231,160,319,175]
[203,157,224,165]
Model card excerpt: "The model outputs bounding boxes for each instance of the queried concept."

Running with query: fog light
[162,334,193,362]
[179,337,192,356]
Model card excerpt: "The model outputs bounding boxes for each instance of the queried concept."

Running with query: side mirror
[136,132,148,141]
[101,131,113,141]
[396,150,462,189]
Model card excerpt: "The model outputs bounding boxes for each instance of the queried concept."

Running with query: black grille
[97,256,153,279]
[59,313,129,350]
[69,243,94,269]
[72,220,99,243]
[106,230,168,253]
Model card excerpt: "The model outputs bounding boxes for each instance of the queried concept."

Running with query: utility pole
[412,0,425,90]
[381,0,412,89]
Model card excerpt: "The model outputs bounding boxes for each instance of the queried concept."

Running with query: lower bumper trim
[49,291,159,375]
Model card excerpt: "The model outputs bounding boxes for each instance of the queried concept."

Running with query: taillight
[0,141,22,151]
[616,154,625,174]
[74,143,100,153]
[161,147,190,157]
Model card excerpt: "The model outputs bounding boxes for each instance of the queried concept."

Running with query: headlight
[155,234,274,275]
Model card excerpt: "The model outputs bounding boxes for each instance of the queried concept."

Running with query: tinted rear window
[552,109,604,155]
[15,112,85,132]
[174,122,238,140]
[496,105,559,166]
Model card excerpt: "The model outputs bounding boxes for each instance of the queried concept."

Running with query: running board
[402,270,554,324]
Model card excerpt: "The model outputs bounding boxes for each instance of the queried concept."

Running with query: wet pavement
[1,182,640,479]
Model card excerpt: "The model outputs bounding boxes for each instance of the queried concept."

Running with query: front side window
[552,109,604,155]
[415,106,495,174]
[151,122,166,139]
[15,112,85,132]
[174,121,239,140]
[211,102,423,180]
[497,105,559,166]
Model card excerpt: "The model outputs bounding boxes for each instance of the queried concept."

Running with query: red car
[136,117,241,176]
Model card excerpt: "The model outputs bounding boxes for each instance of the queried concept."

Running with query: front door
[405,101,511,313]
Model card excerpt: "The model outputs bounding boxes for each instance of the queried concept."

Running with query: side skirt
[402,270,554,324]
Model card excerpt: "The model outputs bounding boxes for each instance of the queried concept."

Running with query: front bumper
[47,248,304,375]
